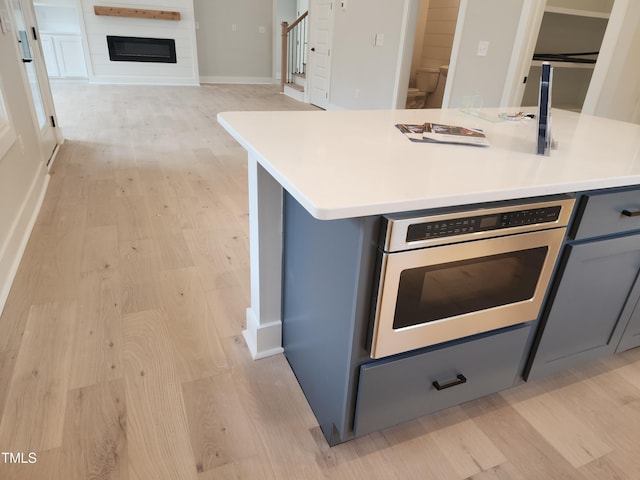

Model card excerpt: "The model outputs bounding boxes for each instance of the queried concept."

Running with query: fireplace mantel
[93,5,181,21]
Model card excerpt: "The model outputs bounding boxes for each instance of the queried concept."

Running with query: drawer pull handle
[433,374,467,391]
[621,209,640,217]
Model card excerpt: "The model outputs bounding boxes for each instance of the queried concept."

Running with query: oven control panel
[406,206,562,242]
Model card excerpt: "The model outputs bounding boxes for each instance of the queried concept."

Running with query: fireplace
[106,35,177,63]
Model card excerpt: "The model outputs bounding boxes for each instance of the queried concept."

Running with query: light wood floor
[1,83,640,479]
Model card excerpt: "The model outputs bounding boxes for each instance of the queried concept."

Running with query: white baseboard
[0,164,49,316]
[242,307,284,360]
[200,76,275,85]
[88,76,200,86]
[283,84,305,102]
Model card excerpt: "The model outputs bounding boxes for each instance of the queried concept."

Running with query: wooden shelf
[531,60,596,70]
[93,6,181,21]
[544,6,610,19]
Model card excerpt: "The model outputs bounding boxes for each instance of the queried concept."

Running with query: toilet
[406,67,440,109]
[424,65,449,109]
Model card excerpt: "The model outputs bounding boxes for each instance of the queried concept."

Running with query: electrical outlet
[477,40,489,56]
[258,26,266,34]
[232,24,237,32]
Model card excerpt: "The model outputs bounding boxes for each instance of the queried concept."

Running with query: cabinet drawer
[354,324,531,437]
[574,187,640,240]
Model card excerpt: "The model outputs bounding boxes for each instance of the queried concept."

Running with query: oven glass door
[370,228,566,359]
[394,246,548,328]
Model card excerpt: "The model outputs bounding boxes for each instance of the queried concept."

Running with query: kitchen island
[218,108,640,444]
[218,108,640,358]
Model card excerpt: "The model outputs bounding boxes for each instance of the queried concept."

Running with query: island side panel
[282,192,380,444]
[244,153,285,359]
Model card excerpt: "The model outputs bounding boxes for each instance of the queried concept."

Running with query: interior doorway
[406,0,460,109]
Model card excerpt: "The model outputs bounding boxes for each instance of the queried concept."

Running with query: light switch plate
[0,9,9,34]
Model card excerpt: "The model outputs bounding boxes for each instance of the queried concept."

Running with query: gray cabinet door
[616,273,640,352]
[527,233,640,379]
[617,301,640,352]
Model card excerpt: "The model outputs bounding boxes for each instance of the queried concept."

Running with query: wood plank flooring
[1,83,640,479]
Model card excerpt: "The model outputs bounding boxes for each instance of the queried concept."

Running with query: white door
[9,0,58,165]
[308,0,333,109]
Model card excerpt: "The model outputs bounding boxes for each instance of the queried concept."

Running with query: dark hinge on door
[31,26,38,40]
[50,116,56,127]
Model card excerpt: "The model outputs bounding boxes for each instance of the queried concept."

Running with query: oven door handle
[432,373,467,391]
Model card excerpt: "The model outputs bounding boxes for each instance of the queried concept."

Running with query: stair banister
[281,11,309,92]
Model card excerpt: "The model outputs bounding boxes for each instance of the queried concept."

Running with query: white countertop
[218,108,640,220]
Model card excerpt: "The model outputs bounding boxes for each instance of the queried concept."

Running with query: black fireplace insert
[106,35,177,63]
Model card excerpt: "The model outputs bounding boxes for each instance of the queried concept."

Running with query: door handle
[621,209,640,217]
[18,30,33,63]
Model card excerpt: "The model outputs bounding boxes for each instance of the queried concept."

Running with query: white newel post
[244,153,285,359]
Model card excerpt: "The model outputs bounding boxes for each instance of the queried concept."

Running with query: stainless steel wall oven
[370,196,575,359]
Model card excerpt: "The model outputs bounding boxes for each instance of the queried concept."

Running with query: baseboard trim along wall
[200,76,274,85]
[89,76,200,86]
[0,163,49,317]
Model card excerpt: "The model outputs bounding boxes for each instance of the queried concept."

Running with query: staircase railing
[281,11,308,91]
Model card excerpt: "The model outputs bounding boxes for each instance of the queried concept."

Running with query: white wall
[0,10,50,314]
[446,0,524,108]
[194,0,274,84]
[328,0,416,110]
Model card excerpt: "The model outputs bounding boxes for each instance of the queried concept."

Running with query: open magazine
[396,122,490,147]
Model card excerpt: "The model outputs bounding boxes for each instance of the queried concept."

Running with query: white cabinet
[40,33,87,78]
[34,1,86,79]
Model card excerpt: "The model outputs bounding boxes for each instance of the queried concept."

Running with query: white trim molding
[243,308,284,360]
[0,164,49,316]
[200,76,275,85]
[240,153,285,360]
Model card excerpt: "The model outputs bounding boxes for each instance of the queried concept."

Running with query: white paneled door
[308,0,334,109]
[9,0,58,165]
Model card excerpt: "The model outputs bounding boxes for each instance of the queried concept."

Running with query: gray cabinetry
[616,276,640,353]
[527,186,640,379]
[355,324,531,437]
[282,193,535,444]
